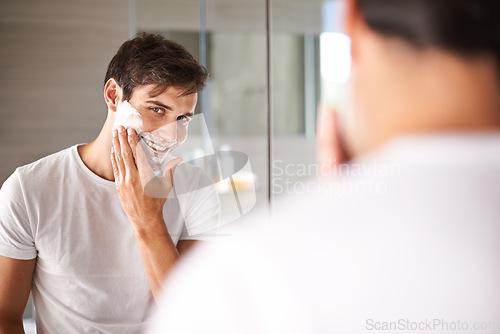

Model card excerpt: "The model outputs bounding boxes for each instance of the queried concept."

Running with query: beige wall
[136,0,325,34]
[0,0,129,184]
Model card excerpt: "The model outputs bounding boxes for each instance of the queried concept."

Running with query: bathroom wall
[0,0,129,184]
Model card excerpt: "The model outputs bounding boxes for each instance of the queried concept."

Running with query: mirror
[0,0,348,330]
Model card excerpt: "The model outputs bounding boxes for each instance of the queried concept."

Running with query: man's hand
[110,125,187,301]
[316,104,350,179]
[110,126,182,233]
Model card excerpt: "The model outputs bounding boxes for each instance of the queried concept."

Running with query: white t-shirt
[0,144,220,333]
[146,132,500,334]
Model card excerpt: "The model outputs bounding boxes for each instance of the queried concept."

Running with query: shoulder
[11,145,78,190]
[16,146,75,177]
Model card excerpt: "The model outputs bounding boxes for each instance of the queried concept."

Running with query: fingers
[110,145,119,183]
[127,128,139,162]
[119,127,137,176]
[112,128,125,181]
[112,126,140,183]
[118,126,139,176]
[163,157,184,182]
[164,157,184,172]
[316,104,347,178]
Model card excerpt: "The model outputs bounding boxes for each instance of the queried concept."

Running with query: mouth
[139,132,177,153]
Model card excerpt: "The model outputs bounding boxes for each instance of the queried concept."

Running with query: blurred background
[0,0,350,330]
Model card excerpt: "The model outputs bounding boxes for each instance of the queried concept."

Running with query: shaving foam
[114,101,143,131]
[113,100,180,178]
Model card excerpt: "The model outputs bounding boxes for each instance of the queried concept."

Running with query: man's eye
[177,115,191,122]
[151,107,163,114]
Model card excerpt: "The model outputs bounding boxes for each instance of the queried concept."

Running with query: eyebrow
[145,100,173,111]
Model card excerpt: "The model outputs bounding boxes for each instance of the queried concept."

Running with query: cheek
[139,117,158,133]
[139,115,175,134]
[177,124,188,143]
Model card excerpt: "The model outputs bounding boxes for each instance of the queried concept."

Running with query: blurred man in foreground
[147,0,500,333]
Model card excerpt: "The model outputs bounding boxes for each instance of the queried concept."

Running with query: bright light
[320,32,351,83]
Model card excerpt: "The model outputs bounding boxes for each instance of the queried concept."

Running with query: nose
[153,119,178,142]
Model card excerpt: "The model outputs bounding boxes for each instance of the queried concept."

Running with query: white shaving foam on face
[113,101,143,131]
[112,100,177,178]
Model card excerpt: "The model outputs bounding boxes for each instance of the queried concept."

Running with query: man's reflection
[0,32,220,333]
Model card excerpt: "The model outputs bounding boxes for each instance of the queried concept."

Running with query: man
[146,0,500,333]
[0,33,219,333]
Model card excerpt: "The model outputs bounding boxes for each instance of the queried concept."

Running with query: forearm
[0,316,24,334]
[0,256,35,334]
[133,219,180,301]
[111,128,183,301]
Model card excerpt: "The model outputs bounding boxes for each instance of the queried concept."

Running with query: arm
[0,255,35,334]
[132,225,198,301]
[110,126,195,301]
[176,240,199,255]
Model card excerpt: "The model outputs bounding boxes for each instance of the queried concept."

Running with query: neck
[77,117,115,181]
[398,51,500,132]
[347,37,500,156]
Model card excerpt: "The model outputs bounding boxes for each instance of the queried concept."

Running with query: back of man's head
[357,0,500,71]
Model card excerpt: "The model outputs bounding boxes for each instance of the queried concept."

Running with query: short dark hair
[104,32,208,101]
[356,0,500,62]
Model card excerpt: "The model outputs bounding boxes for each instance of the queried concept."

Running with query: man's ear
[104,78,122,112]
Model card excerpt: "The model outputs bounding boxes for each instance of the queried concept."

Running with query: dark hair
[356,0,500,61]
[104,32,208,101]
